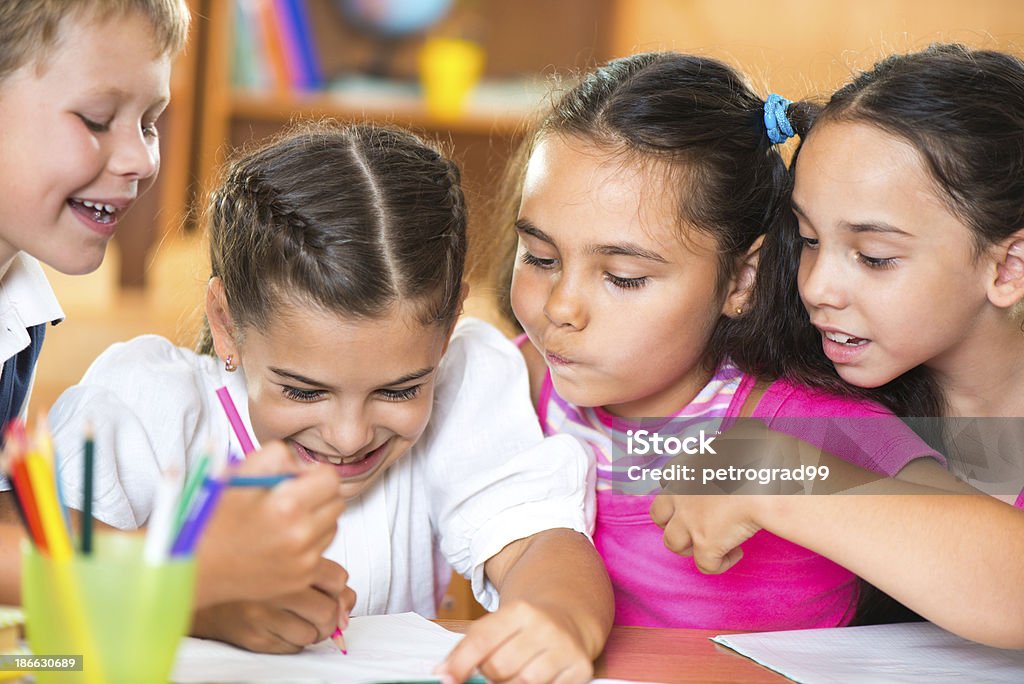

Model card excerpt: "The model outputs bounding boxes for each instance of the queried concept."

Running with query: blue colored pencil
[227,474,296,488]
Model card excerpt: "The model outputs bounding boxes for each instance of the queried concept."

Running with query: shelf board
[229,88,538,136]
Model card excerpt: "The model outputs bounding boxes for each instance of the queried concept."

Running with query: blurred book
[326,74,550,118]
[275,0,326,90]
[233,0,324,92]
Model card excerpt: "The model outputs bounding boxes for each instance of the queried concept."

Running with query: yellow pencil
[24,420,100,683]
[24,452,73,561]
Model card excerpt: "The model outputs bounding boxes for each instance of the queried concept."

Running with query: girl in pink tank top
[501,53,941,632]
[721,45,1024,648]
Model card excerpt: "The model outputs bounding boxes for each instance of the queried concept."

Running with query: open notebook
[713,622,1024,683]
[172,612,658,684]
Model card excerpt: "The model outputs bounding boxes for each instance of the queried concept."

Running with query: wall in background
[609,0,1024,98]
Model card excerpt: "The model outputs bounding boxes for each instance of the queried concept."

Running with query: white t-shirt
[49,318,592,615]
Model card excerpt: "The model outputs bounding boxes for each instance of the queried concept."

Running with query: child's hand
[649,493,764,574]
[435,599,594,684]
[194,441,345,607]
[191,557,355,653]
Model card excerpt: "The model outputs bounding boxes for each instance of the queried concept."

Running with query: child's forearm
[437,529,613,683]
[485,528,613,658]
[756,491,1024,648]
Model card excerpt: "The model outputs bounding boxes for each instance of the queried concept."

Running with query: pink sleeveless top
[519,338,943,629]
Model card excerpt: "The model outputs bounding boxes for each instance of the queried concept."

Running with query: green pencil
[172,453,210,539]
[81,427,94,554]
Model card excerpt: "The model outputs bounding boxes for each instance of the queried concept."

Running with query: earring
[224,355,237,372]
[735,307,743,315]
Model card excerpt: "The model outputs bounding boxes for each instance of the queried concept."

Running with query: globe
[338,0,454,37]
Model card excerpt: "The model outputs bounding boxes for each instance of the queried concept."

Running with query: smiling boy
[0,0,189,602]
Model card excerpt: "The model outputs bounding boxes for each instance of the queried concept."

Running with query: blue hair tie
[764,93,795,145]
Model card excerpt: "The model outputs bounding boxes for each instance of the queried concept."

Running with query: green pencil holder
[22,533,195,684]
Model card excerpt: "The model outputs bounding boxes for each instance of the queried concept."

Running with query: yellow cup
[419,37,486,121]
[22,533,195,684]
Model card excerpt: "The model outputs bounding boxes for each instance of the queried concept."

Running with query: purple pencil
[169,477,224,556]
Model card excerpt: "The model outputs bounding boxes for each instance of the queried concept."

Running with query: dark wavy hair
[491,51,792,372]
[197,121,467,354]
[729,43,1024,625]
[729,43,1024,420]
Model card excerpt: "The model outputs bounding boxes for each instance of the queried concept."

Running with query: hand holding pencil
[191,554,355,654]
[199,385,352,651]
[191,440,346,607]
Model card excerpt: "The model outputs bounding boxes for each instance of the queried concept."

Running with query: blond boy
[0,3,351,656]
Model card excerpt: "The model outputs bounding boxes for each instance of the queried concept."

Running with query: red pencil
[4,421,45,548]
[9,451,47,550]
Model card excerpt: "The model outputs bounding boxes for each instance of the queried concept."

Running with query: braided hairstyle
[197,121,467,355]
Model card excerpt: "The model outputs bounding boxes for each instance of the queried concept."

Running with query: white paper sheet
[712,622,1024,683]
[172,613,468,683]
[171,612,659,684]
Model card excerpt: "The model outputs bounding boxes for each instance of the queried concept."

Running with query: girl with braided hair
[47,121,612,681]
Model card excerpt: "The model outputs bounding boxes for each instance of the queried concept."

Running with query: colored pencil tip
[331,627,347,655]
[4,421,27,470]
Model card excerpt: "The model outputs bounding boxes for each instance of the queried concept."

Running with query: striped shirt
[536,362,743,492]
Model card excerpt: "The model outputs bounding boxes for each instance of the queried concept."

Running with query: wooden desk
[436,620,786,683]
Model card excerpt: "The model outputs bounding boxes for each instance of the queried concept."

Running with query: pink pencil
[331,627,347,655]
[215,386,255,455]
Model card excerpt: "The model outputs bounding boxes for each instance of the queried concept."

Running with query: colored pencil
[3,420,26,454]
[4,422,45,549]
[40,422,73,539]
[172,453,210,538]
[81,428,94,554]
[227,474,296,487]
[10,455,46,549]
[215,386,256,455]
[331,627,347,655]
[0,451,32,539]
[143,471,182,564]
[169,476,225,556]
[24,450,73,560]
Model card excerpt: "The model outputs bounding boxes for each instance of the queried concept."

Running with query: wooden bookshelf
[227,89,531,137]
[160,0,614,249]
